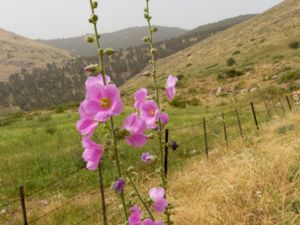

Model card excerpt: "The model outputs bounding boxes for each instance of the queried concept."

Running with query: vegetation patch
[288,41,299,49]
[278,70,300,84]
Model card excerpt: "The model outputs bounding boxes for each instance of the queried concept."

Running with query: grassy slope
[122,0,300,104]
[0,29,74,81]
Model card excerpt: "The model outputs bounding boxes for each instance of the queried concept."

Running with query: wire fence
[0,94,297,225]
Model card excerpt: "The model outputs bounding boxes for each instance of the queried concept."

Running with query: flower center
[150,109,155,117]
[100,98,111,109]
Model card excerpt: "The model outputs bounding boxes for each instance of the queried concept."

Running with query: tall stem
[98,164,108,225]
[144,1,172,224]
[88,0,128,220]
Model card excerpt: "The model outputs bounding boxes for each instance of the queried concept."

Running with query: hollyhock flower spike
[149,187,168,213]
[123,113,147,148]
[165,75,178,101]
[84,83,122,122]
[134,88,148,110]
[82,137,104,171]
[140,100,160,129]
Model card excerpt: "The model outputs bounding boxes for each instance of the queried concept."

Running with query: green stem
[88,0,128,220]
[125,171,155,221]
[144,1,172,224]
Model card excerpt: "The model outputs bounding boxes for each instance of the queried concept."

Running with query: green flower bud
[89,14,98,24]
[151,27,158,33]
[151,48,157,54]
[143,36,150,43]
[98,48,105,56]
[104,48,114,56]
[92,1,98,8]
[84,35,96,44]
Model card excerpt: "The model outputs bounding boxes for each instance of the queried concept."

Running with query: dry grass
[169,113,300,225]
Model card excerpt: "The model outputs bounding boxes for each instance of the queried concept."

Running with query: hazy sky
[0,0,283,40]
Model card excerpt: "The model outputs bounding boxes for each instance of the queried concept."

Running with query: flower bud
[89,14,98,24]
[84,35,96,44]
[92,1,98,8]
[104,48,114,56]
[151,27,158,33]
[84,64,99,73]
[151,48,157,54]
[98,48,104,56]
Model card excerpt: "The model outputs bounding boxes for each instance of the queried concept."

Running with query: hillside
[122,0,300,104]
[0,15,255,111]
[41,26,187,57]
[0,28,74,81]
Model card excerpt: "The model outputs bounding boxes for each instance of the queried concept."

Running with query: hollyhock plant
[84,83,123,122]
[149,187,168,213]
[123,113,147,148]
[140,100,160,129]
[165,75,178,101]
[134,88,148,110]
[82,137,104,171]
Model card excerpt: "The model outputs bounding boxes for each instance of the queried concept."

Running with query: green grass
[0,92,294,224]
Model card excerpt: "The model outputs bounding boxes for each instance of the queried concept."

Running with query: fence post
[203,117,208,160]
[164,129,169,177]
[286,95,292,111]
[264,101,271,119]
[222,112,228,145]
[235,109,243,137]
[98,164,108,225]
[250,102,259,130]
[19,186,28,225]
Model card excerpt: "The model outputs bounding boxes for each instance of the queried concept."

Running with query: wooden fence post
[19,186,28,225]
[222,112,228,145]
[203,117,208,160]
[250,102,259,130]
[264,101,271,119]
[164,129,169,177]
[286,95,292,111]
[235,109,243,137]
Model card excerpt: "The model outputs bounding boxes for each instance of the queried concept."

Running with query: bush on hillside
[288,41,299,49]
[226,57,236,66]
[278,70,300,84]
[169,95,187,108]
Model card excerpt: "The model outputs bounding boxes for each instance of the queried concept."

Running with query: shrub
[45,122,57,135]
[169,96,187,108]
[288,41,299,49]
[188,98,201,106]
[232,50,240,56]
[225,69,243,78]
[226,57,236,66]
[279,70,300,83]
[177,74,184,80]
[55,106,65,114]
[37,114,52,123]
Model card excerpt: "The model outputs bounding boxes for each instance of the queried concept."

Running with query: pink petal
[149,187,165,201]
[134,88,148,110]
[142,219,156,225]
[129,206,142,225]
[124,113,147,133]
[159,112,169,124]
[76,118,98,137]
[126,133,147,148]
[165,87,176,101]
[111,100,123,115]
[152,198,168,213]
[84,99,102,115]
[166,75,178,88]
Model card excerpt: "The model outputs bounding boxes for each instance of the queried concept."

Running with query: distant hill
[40,26,187,57]
[0,28,74,81]
[122,0,300,104]
[0,14,257,110]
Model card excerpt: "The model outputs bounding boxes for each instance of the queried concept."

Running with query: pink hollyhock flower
[149,187,168,213]
[123,113,147,148]
[84,83,122,122]
[85,74,111,87]
[76,100,99,137]
[82,137,104,171]
[134,88,148,110]
[128,206,165,225]
[140,100,160,129]
[159,112,169,124]
[165,75,178,101]
[141,152,153,163]
[128,206,142,225]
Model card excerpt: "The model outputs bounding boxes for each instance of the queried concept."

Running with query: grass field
[0,89,295,224]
